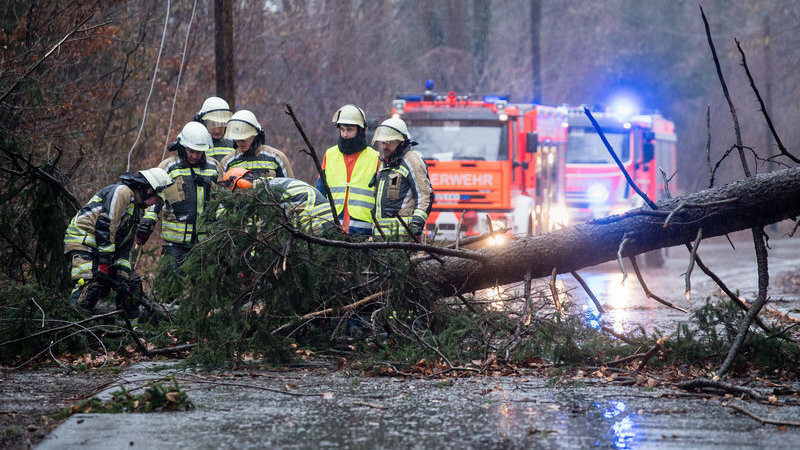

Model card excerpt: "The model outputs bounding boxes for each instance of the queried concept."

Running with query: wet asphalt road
[37,233,800,449]
[528,232,800,335]
[38,362,800,449]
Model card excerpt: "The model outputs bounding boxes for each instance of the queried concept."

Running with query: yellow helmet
[332,104,366,129]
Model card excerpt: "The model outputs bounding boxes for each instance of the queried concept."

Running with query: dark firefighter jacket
[206,137,236,163]
[140,155,222,246]
[220,144,294,180]
[374,149,434,237]
[265,177,335,232]
[64,183,143,270]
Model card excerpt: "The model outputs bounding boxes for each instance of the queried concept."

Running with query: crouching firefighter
[371,117,434,239]
[136,122,223,264]
[64,168,175,319]
[221,168,335,234]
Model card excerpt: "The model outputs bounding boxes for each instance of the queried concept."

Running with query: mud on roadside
[0,367,118,449]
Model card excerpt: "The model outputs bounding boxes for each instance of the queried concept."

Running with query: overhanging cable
[126,0,171,171]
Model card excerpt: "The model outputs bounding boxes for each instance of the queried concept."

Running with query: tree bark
[427,166,800,295]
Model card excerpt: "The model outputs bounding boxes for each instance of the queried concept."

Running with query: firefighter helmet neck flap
[121,167,175,205]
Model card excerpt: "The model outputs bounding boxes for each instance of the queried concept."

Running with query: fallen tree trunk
[428,166,800,295]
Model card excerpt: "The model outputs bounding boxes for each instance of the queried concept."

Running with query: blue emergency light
[482,95,508,104]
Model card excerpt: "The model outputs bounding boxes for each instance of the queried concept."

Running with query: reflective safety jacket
[374,149,434,237]
[64,183,142,270]
[206,137,235,163]
[141,155,222,246]
[220,144,294,179]
[323,145,380,231]
[264,178,335,232]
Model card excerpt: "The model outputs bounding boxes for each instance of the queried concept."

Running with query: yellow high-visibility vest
[324,146,379,225]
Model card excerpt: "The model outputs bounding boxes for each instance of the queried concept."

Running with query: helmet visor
[204,119,228,130]
[371,126,405,144]
[202,109,232,124]
[225,120,258,140]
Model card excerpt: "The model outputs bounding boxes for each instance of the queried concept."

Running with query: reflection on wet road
[40,363,800,449]
[37,235,800,449]
[550,234,800,334]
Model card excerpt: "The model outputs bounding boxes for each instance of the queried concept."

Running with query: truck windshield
[566,128,630,164]
[407,120,507,161]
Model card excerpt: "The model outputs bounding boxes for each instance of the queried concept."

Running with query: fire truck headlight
[491,219,507,232]
[488,233,506,246]
[587,183,611,204]
[550,205,569,228]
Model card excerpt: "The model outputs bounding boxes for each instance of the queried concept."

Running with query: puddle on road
[489,238,800,335]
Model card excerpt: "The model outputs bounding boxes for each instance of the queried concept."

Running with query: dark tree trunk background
[214,0,235,107]
[530,0,542,103]
[427,166,800,295]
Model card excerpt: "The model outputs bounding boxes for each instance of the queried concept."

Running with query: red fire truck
[563,105,677,264]
[390,86,569,243]
[563,106,677,220]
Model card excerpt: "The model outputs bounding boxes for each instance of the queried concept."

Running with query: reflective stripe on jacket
[324,145,379,228]
[374,150,434,237]
[206,137,235,163]
[265,178,335,232]
[142,155,221,245]
[64,183,141,265]
[220,144,294,180]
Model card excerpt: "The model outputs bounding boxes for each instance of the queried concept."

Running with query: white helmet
[225,110,262,140]
[139,167,177,202]
[332,104,366,129]
[372,117,411,144]
[177,122,213,151]
[197,96,232,124]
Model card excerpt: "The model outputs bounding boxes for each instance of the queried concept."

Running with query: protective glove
[94,264,111,283]
[135,221,154,245]
[135,230,151,246]
[411,216,426,237]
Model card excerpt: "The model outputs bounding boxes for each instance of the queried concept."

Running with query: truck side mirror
[642,131,655,163]
[525,132,538,153]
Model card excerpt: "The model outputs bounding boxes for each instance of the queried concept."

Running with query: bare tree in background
[530,0,542,103]
[214,0,235,107]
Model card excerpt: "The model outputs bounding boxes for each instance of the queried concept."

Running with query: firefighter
[64,167,175,318]
[194,96,235,163]
[219,110,294,180]
[317,104,380,236]
[220,168,335,233]
[137,122,222,264]
[371,117,434,238]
